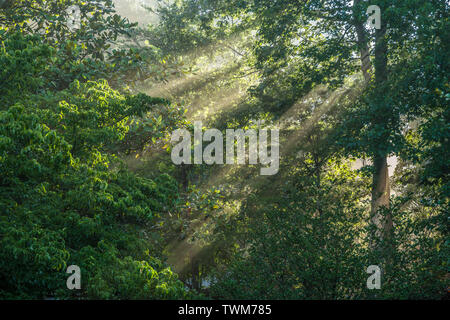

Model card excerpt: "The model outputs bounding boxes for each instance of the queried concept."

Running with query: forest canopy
[0,0,448,300]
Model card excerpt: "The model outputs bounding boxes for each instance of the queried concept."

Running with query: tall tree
[151,0,448,251]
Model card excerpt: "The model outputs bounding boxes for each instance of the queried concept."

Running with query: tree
[0,11,192,298]
[158,0,447,254]
[149,0,448,298]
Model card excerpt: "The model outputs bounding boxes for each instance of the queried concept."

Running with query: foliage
[0,0,184,89]
[0,0,448,300]
[0,103,189,299]
[0,16,191,299]
[150,0,449,299]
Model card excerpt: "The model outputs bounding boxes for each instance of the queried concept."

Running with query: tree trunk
[371,156,392,239]
[191,259,200,291]
[354,0,373,83]
[353,3,392,242]
[180,163,189,190]
[371,21,392,242]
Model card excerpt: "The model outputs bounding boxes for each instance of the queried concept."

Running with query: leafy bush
[0,27,191,299]
[0,104,189,299]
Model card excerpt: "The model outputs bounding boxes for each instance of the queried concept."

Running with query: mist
[113,0,161,26]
